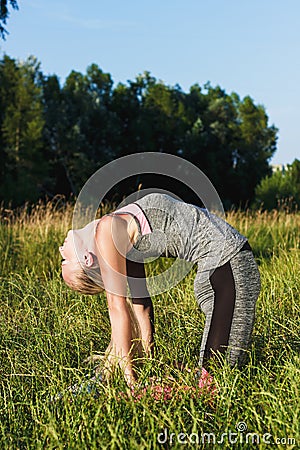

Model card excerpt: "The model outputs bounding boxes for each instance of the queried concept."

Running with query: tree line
[0,54,279,209]
[0,0,18,40]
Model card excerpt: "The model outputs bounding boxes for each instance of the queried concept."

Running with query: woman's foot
[51,373,105,402]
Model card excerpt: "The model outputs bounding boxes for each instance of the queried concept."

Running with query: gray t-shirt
[125,193,247,273]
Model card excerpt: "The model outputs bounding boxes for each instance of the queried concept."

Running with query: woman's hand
[126,259,155,357]
[95,215,139,385]
[106,296,137,383]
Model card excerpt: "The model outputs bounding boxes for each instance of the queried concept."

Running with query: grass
[0,199,299,449]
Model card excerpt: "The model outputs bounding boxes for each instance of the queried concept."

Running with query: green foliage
[0,0,18,39]
[0,202,299,448]
[254,159,300,210]
[0,54,279,207]
[0,55,49,205]
[233,96,277,204]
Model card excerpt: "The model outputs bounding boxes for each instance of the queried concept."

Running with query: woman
[59,192,261,389]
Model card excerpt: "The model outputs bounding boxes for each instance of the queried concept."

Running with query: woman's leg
[194,250,261,369]
[226,250,261,366]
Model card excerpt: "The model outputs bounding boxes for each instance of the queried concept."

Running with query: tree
[181,85,278,208]
[111,78,143,156]
[254,159,300,210]
[142,80,186,154]
[42,64,116,196]
[0,54,279,207]
[230,96,277,205]
[0,0,18,40]
[0,55,49,205]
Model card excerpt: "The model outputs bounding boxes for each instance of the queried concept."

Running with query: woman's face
[59,230,80,286]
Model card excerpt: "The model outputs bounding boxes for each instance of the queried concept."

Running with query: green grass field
[0,200,299,449]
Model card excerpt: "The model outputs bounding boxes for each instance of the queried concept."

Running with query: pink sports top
[111,203,152,236]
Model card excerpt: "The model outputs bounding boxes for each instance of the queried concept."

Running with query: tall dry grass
[0,199,299,449]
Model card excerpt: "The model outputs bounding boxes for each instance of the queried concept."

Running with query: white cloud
[27,1,137,32]
[56,14,136,31]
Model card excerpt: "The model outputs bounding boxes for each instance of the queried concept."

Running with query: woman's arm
[126,258,155,357]
[95,215,136,386]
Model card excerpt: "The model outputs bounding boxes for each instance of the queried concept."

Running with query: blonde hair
[69,265,104,295]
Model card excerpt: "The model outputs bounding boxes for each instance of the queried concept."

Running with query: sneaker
[51,373,104,402]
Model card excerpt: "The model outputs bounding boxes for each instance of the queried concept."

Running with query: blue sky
[1,0,299,165]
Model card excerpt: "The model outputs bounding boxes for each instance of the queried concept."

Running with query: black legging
[194,242,261,369]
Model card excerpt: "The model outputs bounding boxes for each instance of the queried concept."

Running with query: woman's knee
[193,277,214,313]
